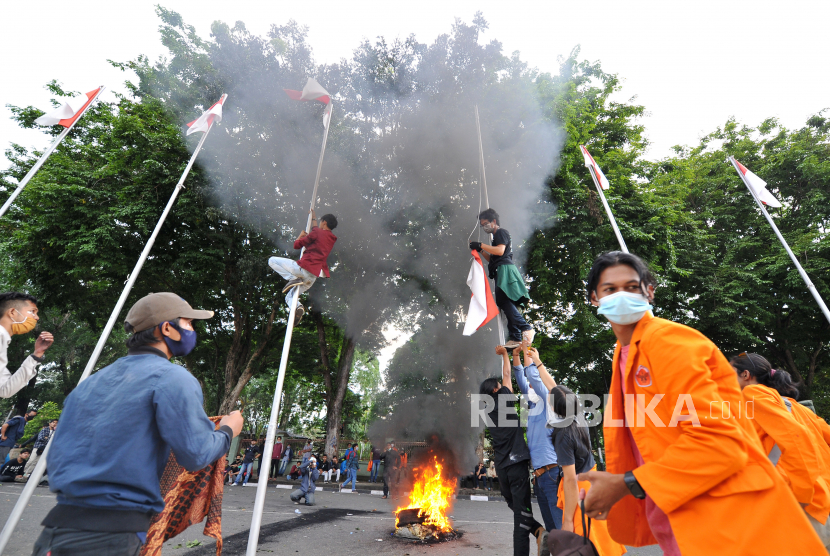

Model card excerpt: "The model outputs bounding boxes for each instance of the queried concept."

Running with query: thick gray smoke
[176,18,564,472]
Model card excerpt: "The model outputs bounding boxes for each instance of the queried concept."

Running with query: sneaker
[381,495,388,499]
[522,329,536,346]
[503,339,522,350]
[282,278,303,293]
[294,303,305,325]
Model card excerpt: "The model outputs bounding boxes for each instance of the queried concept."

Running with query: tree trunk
[324,334,357,459]
[218,299,282,414]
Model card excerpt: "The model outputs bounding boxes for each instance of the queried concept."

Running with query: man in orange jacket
[578,251,824,555]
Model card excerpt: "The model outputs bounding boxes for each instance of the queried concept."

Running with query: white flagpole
[246,103,333,556]
[585,163,629,254]
[0,95,224,555]
[728,156,830,325]
[0,87,106,218]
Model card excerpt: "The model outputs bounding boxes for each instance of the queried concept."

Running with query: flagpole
[246,103,333,556]
[474,106,504,345]
[586,165,629,253]
[728,156,830,325]
[0,112,218,556]
[0,87,106,219]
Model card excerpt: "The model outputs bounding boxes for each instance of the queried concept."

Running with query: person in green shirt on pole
[470,208,534,350]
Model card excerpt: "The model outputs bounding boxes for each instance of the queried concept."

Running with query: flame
[395,456,456,532]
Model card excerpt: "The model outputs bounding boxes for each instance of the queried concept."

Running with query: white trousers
[322,469,340,482]
[268,257,317,305]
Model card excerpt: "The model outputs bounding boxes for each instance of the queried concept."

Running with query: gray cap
[124,292,214,332]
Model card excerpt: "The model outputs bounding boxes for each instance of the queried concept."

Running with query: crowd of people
[1,203,828,556]
[475,214,830,556]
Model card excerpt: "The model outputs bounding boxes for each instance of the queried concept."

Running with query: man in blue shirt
[290,456,320,505]
[502,344,564,532]
[0,408,37,463]
[33,293,244,556]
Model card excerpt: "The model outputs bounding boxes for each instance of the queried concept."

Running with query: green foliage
[22,401,61,439]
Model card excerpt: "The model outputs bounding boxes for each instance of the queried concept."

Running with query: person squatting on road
[479,352,545,556]
[290,456,320,506]
[507,343,564,532]
[33,292,244,556]
[0,448,30,482]
[0,292,54,399]
[470,208,533,350]
[578,251,826,555]
[268,209,338,325]
[732,352,830,550]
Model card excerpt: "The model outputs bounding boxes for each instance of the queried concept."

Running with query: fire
[395,456,456,532]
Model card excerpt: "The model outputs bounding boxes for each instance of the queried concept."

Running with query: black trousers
[496,462,543,556]
[270,459,280,478]
[33,527,142,556]
[495,287,531,341]
[383,469,398,496]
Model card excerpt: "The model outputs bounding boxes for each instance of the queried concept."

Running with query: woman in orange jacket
[578,251,824,555]
[731,353,830,550]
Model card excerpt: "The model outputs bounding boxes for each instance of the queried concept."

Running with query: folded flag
[186,94,227,136]
[284,78,331,104]
[35,88,101,128]
[463,250,500,336]
[580,145,610,190]
[733,159,782,207]
[323,103,333,129]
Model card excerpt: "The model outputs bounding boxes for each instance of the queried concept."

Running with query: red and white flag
[733,159,782,207]
[186,94,227,136]
[35,88,101,128]
[580,145,610,190]
[284,78,331,104]
[463,250,500,336]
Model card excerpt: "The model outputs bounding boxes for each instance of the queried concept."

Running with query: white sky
[3,0,829,168]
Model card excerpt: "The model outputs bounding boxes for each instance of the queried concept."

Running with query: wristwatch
[624,471,646,499]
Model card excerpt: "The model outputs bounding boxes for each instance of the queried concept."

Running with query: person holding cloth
[0,292,54,399]
[268,209,338,325]
[578,251,824,555]
[470,209,533,350]
[34,292,243,556]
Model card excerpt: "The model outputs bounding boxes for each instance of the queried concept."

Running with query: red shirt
[294,226,337,278]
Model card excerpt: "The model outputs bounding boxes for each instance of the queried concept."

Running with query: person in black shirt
[479,351,545,556]
[0,448,30,482]
[232,444,260,486]
[470,208,533,350]
[474,461,488,490]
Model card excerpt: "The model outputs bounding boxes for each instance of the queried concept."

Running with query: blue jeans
[341,468,357,490]
[495,286,531,341]
[235,462,254,485]
[370,460,380,482]
[535,467,563,531]
[279,459,289,476]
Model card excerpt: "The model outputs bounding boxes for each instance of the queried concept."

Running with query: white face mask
[596,291,653,325]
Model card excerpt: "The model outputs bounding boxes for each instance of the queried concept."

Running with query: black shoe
[294,303,305,325]
[282,278,303,293]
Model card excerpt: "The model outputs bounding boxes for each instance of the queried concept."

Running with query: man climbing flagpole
[474,105,506,345]
[0,93,228,555]
[0,87,105,218]
[580,145,629,253]
[246,79,333,556]
[728,156,830,325]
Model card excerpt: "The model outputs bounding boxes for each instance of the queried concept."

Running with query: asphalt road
[0,483,663,555]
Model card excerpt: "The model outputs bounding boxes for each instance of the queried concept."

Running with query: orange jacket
[742,384,830,523]
[603,313,824,554]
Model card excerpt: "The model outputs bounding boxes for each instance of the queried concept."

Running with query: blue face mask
[596,291,652,325]
[160,321,197,357]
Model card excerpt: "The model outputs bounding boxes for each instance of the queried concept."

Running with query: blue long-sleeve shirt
[514,364,558,469]
[47,348,231,520]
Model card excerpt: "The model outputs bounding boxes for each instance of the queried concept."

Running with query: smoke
[166,17,564,471]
